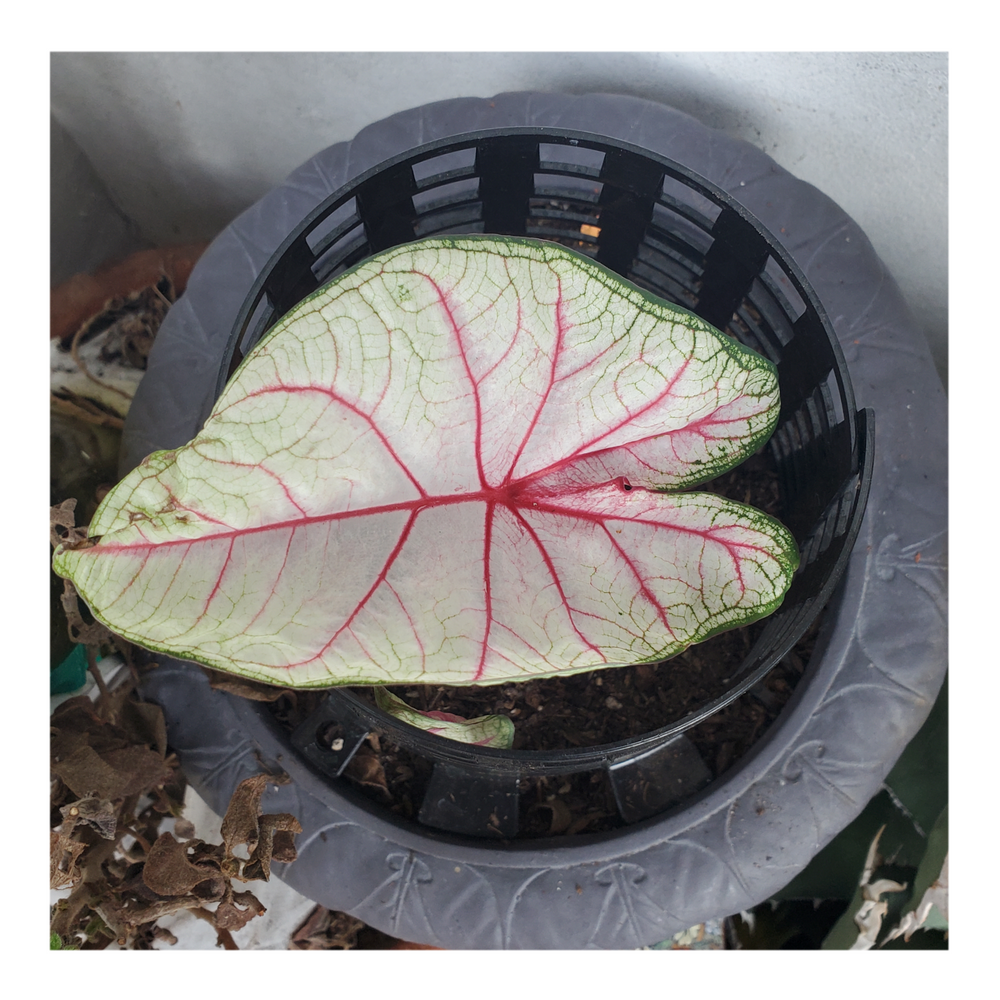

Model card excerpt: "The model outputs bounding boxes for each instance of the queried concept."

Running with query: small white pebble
[330,738,344,751]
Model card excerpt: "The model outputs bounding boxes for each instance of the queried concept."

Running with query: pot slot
[606,735,713,823]
[418,763,520,838]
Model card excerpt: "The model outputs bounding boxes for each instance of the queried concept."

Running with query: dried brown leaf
[202,667,289,702]
[51,499,88,549]
[101,746,176,798]
[51,697,106,756]
[152,925,178,946]
[173,817,196,840]
[270,828,299,865]
[179,839,224,866]
[142,833,225,897]
[220,774,270,858]
[290,905,366,950]
[51,746,124,800]
[214,886,266,932]
[343,749,390,797]
[51,744,173,800]
[51,752,301,948]
[60,797,119,840]
[119,700,169,757]
[60,579,111,647]
[51,829,87,889]
[242,813,302,882]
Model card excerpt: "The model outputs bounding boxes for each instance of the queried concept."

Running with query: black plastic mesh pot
[216,128,875,838]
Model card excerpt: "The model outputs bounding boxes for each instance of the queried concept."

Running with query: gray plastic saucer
[131,92,947,949]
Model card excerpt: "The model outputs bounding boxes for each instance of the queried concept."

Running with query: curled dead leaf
[527,798,573,835]
[60,796,119,840]
[290,905,367,950]
[50,829,87,890]
[51,744,174,801]
[142,833,224,897]
[241,813,302,882]
[59,579,111,647]
[220,774,271,858]
[218,773,298,882]
[50,243,208,343]
[343,749,390,800]
[50,499,88,550]
[201,667,289,702]
[119,700,169,758]
[214,885,267,932]
[173,817,196,840]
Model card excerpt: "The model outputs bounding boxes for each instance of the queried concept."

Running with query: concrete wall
[49,116,147,287]
[50,52,947,383]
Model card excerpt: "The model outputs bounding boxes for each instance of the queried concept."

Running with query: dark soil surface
[269,451,820,838]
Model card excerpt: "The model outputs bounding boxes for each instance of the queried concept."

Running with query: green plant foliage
[774,674,948,902]
[737,675,948,949]
[908,806,948,925]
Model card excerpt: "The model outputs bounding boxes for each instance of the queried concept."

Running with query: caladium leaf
[373,688,515,748]
[53,236,797,688]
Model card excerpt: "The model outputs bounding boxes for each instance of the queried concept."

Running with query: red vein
[562,353,695,462]
[385,580,427,675]
[501,273,566,488]
[509,506,604,660]
[526,494,778,558]
[598,521,677,641]
[202,537,236,616]
[282,509,421,670]
[514,376,770,490]
[474,502,496,681]
[102,548,154,609]
[161,482,234,528]
[416,271,488,490]
[242,526,297,632]
[237,383,428,498]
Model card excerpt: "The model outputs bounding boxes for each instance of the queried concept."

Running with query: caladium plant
[53,235,798,695]
[373,688,515,748]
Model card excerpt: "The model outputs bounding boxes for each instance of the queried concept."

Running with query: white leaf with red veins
[53,236,798,688]
[373,689,514,748]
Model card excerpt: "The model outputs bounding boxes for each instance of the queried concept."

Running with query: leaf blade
[54,236,796,688]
